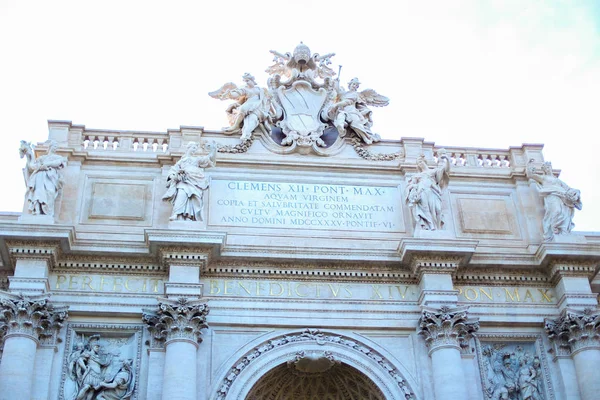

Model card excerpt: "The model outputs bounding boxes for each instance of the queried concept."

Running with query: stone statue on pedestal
[162,140,216,221]
[19,139,67,217]
[405,151,450,231]
[527,160,582,241]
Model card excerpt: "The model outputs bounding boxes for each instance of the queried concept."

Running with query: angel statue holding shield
[209,73,273,141]
[329,77,389,145]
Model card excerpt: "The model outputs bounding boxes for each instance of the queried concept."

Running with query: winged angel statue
[329,77,389,145]
[209,43,389,153]
[209,73,273,141]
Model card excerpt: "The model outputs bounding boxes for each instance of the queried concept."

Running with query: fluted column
[143,297,209,400]
[418,306,479,400]
[545,308,600,400]
[0,293,68,400]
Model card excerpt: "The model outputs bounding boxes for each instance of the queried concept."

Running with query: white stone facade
[1,46,599,400]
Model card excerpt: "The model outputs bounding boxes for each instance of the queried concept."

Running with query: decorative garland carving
[350,137,403,161]
[545,308,600,355]
[215,328,415,400]
[417,306,479,353]
[142,297,209,346]
[217,137,254,153]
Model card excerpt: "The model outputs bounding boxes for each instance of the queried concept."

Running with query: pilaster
[6,242,60,295]
[549,261,598,311]
[160,247,212,298]
[412,257,461,308]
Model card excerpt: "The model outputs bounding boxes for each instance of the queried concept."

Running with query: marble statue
[162,140,216,222]
[527,160,582,241]
[209,73,273,141]
[19,139,67,217]
[330,77,389,145]
[405,151,450,231]
[95,359,135,400]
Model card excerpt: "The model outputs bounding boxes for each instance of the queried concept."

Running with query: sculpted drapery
[405,152,450,231]
[19,139,66,217]
[527,161,582,241]
[162,140,216,221]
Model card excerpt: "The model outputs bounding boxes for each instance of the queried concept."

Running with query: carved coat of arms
[209,43,390,156]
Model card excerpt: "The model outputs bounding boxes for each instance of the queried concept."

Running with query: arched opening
[245,351,386,400]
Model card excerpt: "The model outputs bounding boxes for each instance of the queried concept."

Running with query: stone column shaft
[0,294,67,400]
[163,340,198,400]
[0,335,38,400]
[418,306,479,400]
[546,308,600,400]
[430,346,467,399]
[143,297,209,400]
[571,349,600,400]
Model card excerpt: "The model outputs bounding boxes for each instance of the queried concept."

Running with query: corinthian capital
[545,308,600,356]
[143,297,209,347]
[0,293,68,342]
[418,306,479,353]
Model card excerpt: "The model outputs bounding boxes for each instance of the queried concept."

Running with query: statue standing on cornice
[329,77,389,145]
[527,160,582,241]
[19,139,67,217]
[209,73,273,141]
[405,151,450,231]
[162,140,216,221]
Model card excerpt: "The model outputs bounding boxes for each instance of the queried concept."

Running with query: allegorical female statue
[405,151,450,231]
[19,139,67,217]
[162,140,216,221]
[527,160,582,241]
[209,73,272,141]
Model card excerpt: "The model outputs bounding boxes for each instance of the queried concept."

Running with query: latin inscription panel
[209,179,403,232]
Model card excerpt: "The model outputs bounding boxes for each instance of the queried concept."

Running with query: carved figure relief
[64,333,137,400]
[162,140,216,221]
[479,342,547,400]
[527,160,582,241]
[405,151,450,231]
[19,139,67,217]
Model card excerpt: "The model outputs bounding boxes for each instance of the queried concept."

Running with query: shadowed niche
[246,352,386,400]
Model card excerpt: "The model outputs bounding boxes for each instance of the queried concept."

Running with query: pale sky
[1,0,599,231]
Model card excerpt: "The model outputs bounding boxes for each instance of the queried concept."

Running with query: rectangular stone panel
[208,179,404,232]
[450,190,522,239]
[90,182,146,220]
[79,175,155,226]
